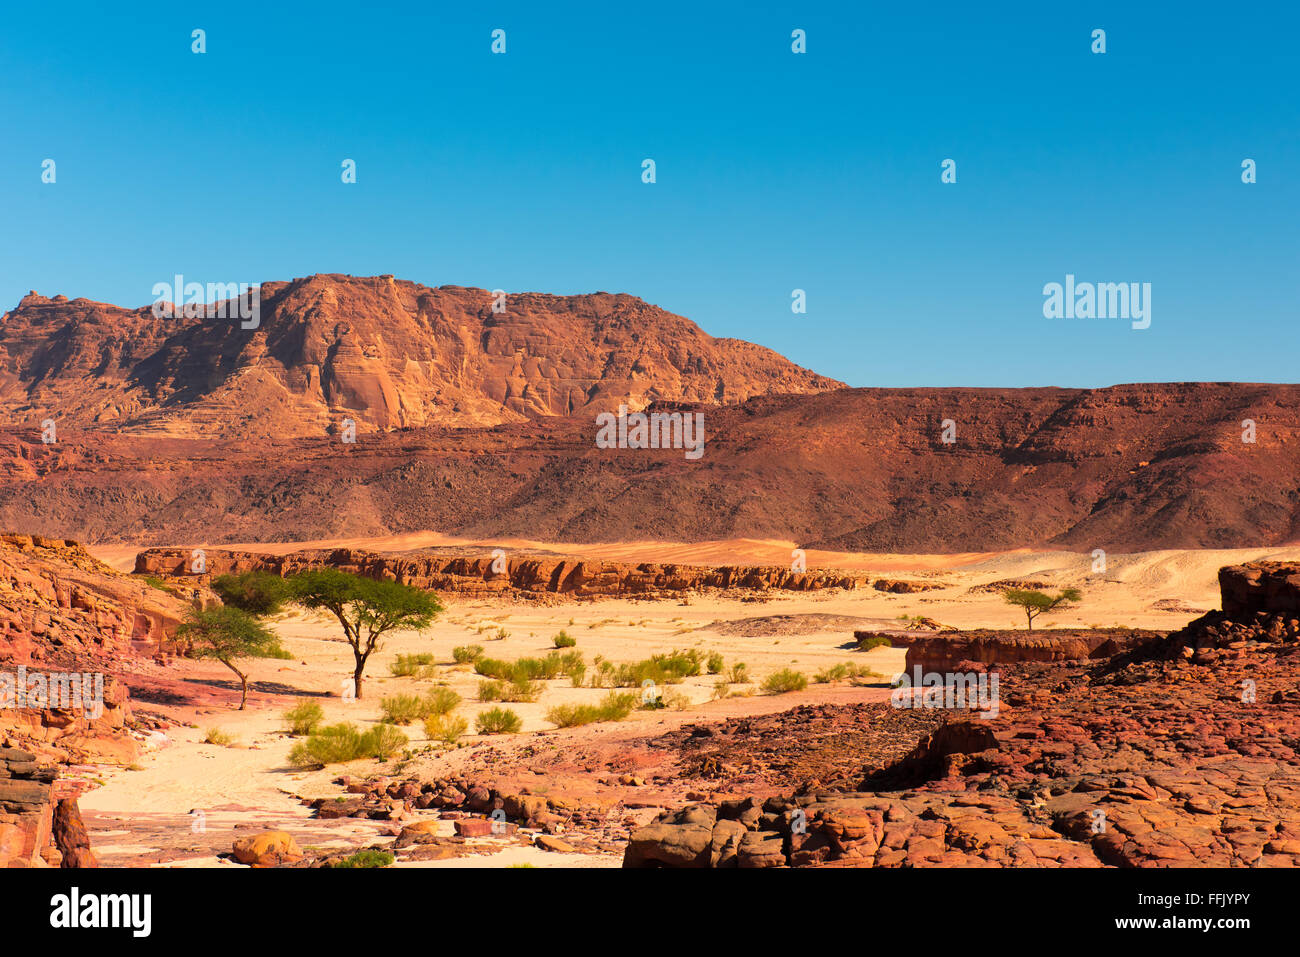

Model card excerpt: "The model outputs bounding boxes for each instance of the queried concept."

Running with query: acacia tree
[178,605,291,709]
[288,569,442,699]
[1003,587,1082,632]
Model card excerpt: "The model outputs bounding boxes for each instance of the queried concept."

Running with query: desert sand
[77,539,1300,867]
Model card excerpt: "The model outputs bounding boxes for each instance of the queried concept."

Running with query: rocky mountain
[2,382,1298,551]
[0,275,841,437]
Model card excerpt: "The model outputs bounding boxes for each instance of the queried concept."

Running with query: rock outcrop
[895,628,1161,673]
[134,546,875,601]
[0,535,190,763]
[0,747,96,867]
[1219,562,1300,618]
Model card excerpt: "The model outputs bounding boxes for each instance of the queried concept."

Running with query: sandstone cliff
[0,275,840,437]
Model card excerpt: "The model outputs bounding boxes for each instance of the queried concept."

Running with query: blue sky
[1,1,1295,387]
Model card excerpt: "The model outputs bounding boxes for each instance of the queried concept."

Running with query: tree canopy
[287,569,443,699]
[178,605,292,708]
[1003,587,1082,631]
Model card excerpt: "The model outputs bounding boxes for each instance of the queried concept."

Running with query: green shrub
[553,631,576,648]
[728,662,749,684]
[706,652,724,675]
[380,693,429,725]
[382,687,463,723]
[288,723,364,766]
[282,700,324,736]
[475,707,523,735]
[361,723,408,760]
[857,635,893,652]
[424,714,468,746]
[600,649,702,688]
[546,692,638,728]
[426,686,461,716]
[478,679,504,702]
[498,676,542,703]
[203,727,236,747]
[390,652,436,677]
[452,645,484,664]
[211,571,290,615]
[329,850,394,868]
[476,651,582,684]
[761,669,808,694]
[287,722,407,767]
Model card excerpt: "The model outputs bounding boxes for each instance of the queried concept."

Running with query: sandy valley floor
[78,538,1300,867]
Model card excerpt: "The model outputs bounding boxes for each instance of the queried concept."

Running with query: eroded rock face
[1220,562,1300,618]
[899,629,1160,673]
[0,535,190,764]
[0,747,94,867]
[133,546,875,601]
[0,534,188,653]
[0,276,840,438]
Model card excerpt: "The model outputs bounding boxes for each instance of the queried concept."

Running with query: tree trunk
[352,653,367,700]
[221,658,249,709]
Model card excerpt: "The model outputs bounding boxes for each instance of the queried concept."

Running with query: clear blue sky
[2,1,1295,387]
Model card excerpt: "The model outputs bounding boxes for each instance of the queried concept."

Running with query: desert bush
[211,570,290,616]
[857,635,892,652]
[203,728,236,747]
[761,669,808,694]
[282,700,324,736]
[288,723,365,766]
[728,662,749,684]
[361,723,408,760]
[328,850,394,868]
[706,652,724,675]
[426,686,461,716]
[476,707,523,735]
[476,651,582,684]
[424,714,468,746]
[287,722,407,767]
[478,679,505,702]
[452,645,484,664]
[546,692,638,728]
[390,652,437,677]
[497,676,543,703]
[712,679,731,700]
[380,693,429,725]
[553,631,576,648]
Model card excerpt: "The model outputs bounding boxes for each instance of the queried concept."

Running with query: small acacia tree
[288,569,442,699]
[1003,587,1082,632]
[178,605,292,709]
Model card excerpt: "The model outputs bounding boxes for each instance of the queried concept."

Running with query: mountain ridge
[0,273,842,437]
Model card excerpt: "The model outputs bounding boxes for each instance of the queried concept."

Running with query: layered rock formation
[133,546,874,600]
[4,382,1299,551]
[888,628,1161,673]
[0,747,96,867]
[0,535,190,763]
[0,276,839,437]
